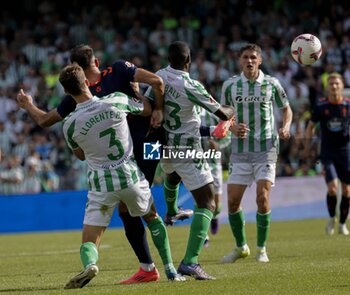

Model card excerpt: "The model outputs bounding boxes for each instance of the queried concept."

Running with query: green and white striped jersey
[145,65,220,148]
[62,93,144,192]
[221,70,289,153]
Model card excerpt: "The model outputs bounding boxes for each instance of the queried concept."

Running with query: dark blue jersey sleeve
[112,60,137,82]
[56,95,77,119]
[110,60,137,97]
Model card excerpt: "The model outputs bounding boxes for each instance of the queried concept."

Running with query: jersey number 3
[99,128,124,161]
[165,100,181,130]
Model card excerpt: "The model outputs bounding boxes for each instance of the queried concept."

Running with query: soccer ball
[290,34,322,65]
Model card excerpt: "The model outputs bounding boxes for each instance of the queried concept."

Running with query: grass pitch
[1,219,350,295]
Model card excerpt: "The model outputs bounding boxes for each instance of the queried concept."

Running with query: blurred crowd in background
[0,0,350,194]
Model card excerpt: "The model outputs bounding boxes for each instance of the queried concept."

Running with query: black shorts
[322,151,350,184]
[130,127,165,186]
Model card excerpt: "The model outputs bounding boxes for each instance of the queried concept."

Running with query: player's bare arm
[17,89,62,128]
[134,68,164,127]
[72,147,85,161]
[279,105,293,140]
[213,105,235,121]
[302,120,316,159]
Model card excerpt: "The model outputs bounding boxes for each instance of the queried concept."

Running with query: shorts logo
[143,141,161,160]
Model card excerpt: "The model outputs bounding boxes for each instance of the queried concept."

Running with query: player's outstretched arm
[134,68,164,110]
[17,89,62,128]
[134,68,164,127]
[213,105,235,121]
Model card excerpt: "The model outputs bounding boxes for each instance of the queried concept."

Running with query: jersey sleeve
[57,95,77,119]
[221,79,233,106]
[184,78,220,114]
[272,78,289,108]
[112,60,137,83]
[63,119,79,150]
[108,92,144,115]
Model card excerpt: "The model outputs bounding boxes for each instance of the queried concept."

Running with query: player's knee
[256,191,269,209]
[342,184,350,196]
[197,197,215,212]
[328,186,338,196]
[192,183,215,211]
[195,192,215,211]
[228,197,240,213]
[142,207,158,224]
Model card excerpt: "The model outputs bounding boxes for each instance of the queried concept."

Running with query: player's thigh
[333,156,350,185]
[84,191,120,227]
[228,162,254,186]
[118,178,153,217]
[323,160,338,183]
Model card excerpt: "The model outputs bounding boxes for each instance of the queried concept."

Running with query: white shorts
[228,162,276,186]
[228,149,277,186]
[209,158,223,195]
[161,158,213,191]
[83,178,152,227]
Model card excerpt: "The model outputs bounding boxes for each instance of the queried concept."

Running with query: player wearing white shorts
[50,64,184,289]
[220,44,292,264]
[146,41,234,280]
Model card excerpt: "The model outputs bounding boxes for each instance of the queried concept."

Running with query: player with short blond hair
[304,73,350,235]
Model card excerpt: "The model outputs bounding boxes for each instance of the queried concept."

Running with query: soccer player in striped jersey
[17,44,164,283]
[304,73,350,236]
[146,41,235,279]
[220,44,292,264]
[54,63,184,288]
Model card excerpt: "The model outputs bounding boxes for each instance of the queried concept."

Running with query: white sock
[140,263,155,272]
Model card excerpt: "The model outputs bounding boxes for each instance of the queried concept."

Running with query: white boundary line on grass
[0,244,112,258]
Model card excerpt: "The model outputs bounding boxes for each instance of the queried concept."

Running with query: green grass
[1,219,350,295]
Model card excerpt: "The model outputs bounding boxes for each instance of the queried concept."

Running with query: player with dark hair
[41,63,184,288]
[17,44,174,284]
[146,41,235,280]
[304,72,350,235]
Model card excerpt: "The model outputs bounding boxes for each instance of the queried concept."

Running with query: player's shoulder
[263,74,281,85]
[315,97,329,107]
[185,76,208,92]
[154,67,168,78]
[62,110,78,128]
[222,75,240,87]
[111,60,137,71]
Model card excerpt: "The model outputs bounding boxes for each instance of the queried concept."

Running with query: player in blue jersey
[304,73,350,235]
[17,44,168,284]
